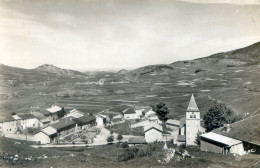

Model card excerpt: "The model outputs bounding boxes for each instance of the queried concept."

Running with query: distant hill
[35,64,84,76]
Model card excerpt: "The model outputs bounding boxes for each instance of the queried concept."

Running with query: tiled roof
[50,118,76,131]
[41,126,57,136]
[124,108,136,114]
[73,115,96,125]
[166,119,180,126]
[144,122,163,133]
[17,114,35,120]
[186,94,199,112]
[213,114,260,146]
[46,105,62,113]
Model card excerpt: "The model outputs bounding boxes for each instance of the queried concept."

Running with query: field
[0,137,259,168]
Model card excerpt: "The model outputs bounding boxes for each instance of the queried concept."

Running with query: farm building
[65,109,84,118]
[73,115,96,129]
[12,113,42,130]
[144,122,163,143]
[42,105,65,122]
[200,132,245,155]
[128,136,147,146]
[34,126,57,144]
[124,108,140,120]
[95,114,106,126]
[212,114,260,154]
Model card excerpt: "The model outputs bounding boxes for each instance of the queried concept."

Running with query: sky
[0,0,260,71]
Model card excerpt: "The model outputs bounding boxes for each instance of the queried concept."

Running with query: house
[0,120,18,135]
[128,136,147,146]
[34,126,57,144]
[72,115,96,129]
[200,132,245,155]
[144,110,156,118]
[124,108,139,120]
[95,114,106,126]
[12,113,41,130]
[211,114,260,154]
[65,109,84,118]
[50,117,76,141]
[31,112,51,127]
[42,105,65,122]
[166,119,180,130]
[144,122,163,143]
[134,106,151,118]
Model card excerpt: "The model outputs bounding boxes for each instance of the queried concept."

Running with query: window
[194,115,196,118]
[190,115,193,118]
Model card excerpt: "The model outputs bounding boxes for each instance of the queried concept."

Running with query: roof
[50,118,76,131]
[16,114,35,120]
[41,126,57,136]
[177,135,186,142]
[31,112,46,120]
[128,136,147,144]
[12,115,21,120]
[200,132,242,146]
[111,118,122,123]
[46,105,62,113]
[144,122,163,133]
[213,114,260,146]
[179,117,186,128]
[143,108,152,113]
[72,115,96,125]
[166,119,180,126]
[145,110,156,116]
[40,118,51,124]
[186,94,199,112]
[124,108,136,114]
[66,109,84,118]
[109,105,132,113]
[96,113,106,118]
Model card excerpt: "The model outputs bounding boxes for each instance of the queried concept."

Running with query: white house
[124,108,140,120]
[144,122,163,143]
[95,114,106,126]
[144,110,156,118]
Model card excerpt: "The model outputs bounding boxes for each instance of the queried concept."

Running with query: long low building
[200,132,244,155]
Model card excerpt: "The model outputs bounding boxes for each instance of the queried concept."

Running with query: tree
[156,102,169,123]
[107,135,114,143]
[12,112,16,116]
[203,102,237,132]
[117,134,123,142]
[195,131,202,145]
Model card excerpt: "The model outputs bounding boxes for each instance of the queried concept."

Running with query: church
[165,94,205,146]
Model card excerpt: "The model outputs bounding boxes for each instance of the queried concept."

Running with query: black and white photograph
[0,0,260,167]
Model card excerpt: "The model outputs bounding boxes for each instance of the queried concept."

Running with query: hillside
[36,64,84,76]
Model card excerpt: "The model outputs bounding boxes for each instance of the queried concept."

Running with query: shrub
[195,69,202,73]
[121,141,129,148]
[107,135,114,143]
[117,134,123,142]
[118,145,152,162]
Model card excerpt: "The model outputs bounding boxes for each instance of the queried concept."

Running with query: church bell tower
[185,94,200,146]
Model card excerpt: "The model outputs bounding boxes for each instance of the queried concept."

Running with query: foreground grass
[1,137,259,168]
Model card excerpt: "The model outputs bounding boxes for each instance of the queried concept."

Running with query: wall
[145,129,162,143]
[1,121,18,134]
[34,132,50,144]
[200,139,224,154]
[124,114,139,120]
[230,143,245,155]
[4,133,35,141]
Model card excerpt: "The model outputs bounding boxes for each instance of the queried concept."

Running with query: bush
[107,135,114,143]
[117,134,123,142]
[121,142,129,148]
[118,145,153,162]
[195,69,202,73]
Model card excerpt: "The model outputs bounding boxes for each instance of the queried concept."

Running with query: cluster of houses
[0,106,99,144]
[0,93,259,155]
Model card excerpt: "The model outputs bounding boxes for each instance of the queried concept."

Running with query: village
[0,93,259,162]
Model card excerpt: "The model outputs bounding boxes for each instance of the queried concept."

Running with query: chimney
[224,124,231,133]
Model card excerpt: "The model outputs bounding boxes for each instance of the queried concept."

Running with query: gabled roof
[124,108,136,114]
[144,122,163,133]
[200,132,242,147]
[179,117,186,128]
[46,105,62,113]
[187,94,199,112]
[16,114,35,120]
[41,126,57,136]
[145,110,156,116]
[31,111,46,120]
[66,109,84,118]
[128,136,147,144]
[213,114,260,146]
[50,117,76,131]
[73,115,96,125]
[166,119,180,126]
[12,115,21,120]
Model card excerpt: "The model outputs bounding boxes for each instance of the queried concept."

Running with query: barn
[200,132,244,155]
[144,122,163,143]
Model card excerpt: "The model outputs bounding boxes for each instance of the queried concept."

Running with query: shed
[200,132,244,155]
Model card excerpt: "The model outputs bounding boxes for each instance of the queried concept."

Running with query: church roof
[187,94,199,112]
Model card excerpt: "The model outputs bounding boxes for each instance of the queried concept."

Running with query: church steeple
[187,94,199,112]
